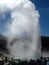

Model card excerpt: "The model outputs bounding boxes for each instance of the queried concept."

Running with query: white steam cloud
[0,0,41,60]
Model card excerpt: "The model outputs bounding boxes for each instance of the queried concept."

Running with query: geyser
[0,0,41,60]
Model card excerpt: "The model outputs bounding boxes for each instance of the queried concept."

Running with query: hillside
[0,35,8,54]
[41,36,49,51]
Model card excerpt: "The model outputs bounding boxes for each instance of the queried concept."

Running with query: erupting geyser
[0,0,41,60]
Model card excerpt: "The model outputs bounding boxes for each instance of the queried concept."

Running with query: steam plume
[0,0,41,60]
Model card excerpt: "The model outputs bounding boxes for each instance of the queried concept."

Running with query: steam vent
[0,0,48,60]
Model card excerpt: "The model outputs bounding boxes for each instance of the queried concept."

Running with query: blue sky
[0,0,49,36]
[31,0,49,36]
